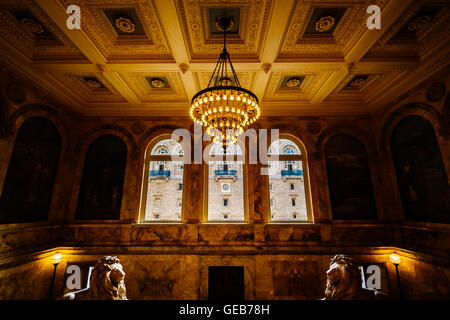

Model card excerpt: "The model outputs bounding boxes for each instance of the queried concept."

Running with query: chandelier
[190,16,260,147]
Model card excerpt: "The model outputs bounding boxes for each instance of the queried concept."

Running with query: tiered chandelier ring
[190,16,260,146]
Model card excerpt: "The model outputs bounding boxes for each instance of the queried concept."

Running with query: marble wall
[1,247,449,300]
[0,66,449,299]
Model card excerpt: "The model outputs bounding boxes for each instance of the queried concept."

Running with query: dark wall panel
[325,134,377,220]
[75,135,127,220]
[391,115,450,223]
[0,116,61,223]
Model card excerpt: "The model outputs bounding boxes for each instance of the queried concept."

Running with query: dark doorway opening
[208,266,244,300]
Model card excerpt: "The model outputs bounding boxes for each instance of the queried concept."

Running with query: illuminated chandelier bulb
[225,107,229,112]
[237,96,241,101]
[230,95,234,101]
[219,107,223,112]
[223,95,227,100]
[231,107,235,113]
[213,108,217,113]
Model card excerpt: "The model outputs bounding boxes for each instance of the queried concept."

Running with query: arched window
[206,143,245,221]
[0,117,61,223]
[75,135,127,220]
[268,137,311,221]
[325,134,377,220]
[141,137,185,221]
[391,115,450,223]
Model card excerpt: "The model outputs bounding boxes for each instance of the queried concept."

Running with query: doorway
[208,266,244,300]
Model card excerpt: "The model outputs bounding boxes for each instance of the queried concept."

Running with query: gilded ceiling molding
[0,11,34,59]
[194,71,255,91]
[376,2,422,47]
[60,0,171,60]
[371,48,450,110]
[265,71,332,101]
[120,71,186,101]
[176,0,272,59]
[24,0,86,57]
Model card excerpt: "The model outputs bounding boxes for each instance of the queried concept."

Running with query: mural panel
[75,135,127,220]
[0,117,61,223]
[325,134,377,220]
[391,115,450,223]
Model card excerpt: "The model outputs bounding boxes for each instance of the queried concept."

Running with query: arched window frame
[139,134,186,223]
[267,134,313,223]
[203,141,249,223]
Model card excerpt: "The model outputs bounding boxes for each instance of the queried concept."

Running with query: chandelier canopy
[190,16,260,146]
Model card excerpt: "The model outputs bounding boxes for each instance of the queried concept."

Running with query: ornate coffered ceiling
[0,0,448,117]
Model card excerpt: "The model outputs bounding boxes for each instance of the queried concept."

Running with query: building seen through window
[268,138,308,221]
[207,143,244,221]
[143,138,184,221]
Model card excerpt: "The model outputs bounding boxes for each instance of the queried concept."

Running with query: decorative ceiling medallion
[315,15,335,32]
[408,15,431,32]
[209,8,240,35]
[86,79,102,89]
[349,78,365,88]
[20,18,44,35]
[151,78,165,88]
[131,121,146,135]
[6,83,27,104]
[215,16,234,32]
[426,82,445,102]
[115,17,135,33]
[286,78,301,88]
[307,121,322,135]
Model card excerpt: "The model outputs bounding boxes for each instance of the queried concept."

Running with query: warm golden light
[51,252,63,265]
[190,16,259,147]
[390,253,402,265]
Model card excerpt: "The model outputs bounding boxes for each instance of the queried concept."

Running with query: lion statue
[61,256,127,300]
[323,254,386,300]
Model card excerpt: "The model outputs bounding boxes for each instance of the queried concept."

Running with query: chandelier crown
[190,16,260,148]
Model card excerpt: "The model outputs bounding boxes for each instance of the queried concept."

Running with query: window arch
[325,134,377,220]
[205,142,246,221]
[75,134,127,220]
[141,136,185,221]
[0,116,61,223]
[391,115,450,223]
[268,136,311,222]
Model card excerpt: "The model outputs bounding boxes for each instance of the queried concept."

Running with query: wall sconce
[49,252,63,300]
[390,253,403,299]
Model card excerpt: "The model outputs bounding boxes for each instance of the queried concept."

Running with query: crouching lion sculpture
[324,254,386,300]
[61,256,127,300]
